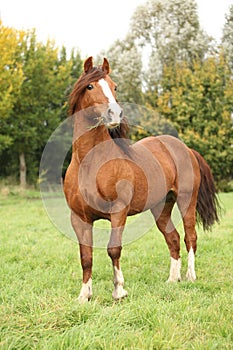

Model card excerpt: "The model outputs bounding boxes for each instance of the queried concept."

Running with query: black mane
[108,117,132,155]
[108,117,129,140]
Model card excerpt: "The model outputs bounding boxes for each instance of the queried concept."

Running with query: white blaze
[98,78,122,124]
[99,78,116,103]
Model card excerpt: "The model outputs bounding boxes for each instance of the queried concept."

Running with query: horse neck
[72,115,113,163]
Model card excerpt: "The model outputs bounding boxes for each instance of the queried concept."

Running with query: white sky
[1,0,233,57]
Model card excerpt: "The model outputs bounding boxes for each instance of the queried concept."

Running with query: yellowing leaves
[0,21,24,119]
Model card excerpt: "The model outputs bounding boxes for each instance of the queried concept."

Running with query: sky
[1,0,233,58]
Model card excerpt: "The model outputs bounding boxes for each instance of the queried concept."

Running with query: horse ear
[84,56,93,73]
[102,58,110,74]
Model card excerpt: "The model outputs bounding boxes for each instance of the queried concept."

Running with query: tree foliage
[0,21,24,152]
[101,38,143,104]
[0,0,233,190]
[0,23,82,186]
[221,4,233,70]
[145,54,233,186]
[130,0,212,83]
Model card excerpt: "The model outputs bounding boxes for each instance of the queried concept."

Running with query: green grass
[0,191,233,349]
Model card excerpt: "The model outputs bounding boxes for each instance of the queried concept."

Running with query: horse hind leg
[151,196,181,282]
[177,193,198,282]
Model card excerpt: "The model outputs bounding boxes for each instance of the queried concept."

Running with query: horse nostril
[108,108,112,116]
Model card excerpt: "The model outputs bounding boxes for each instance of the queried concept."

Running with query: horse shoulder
[96,158,135,202]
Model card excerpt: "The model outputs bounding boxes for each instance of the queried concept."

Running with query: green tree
[0,29,82,187]
[154,55,233,186]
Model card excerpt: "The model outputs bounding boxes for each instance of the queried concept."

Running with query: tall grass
[0,191,232,349]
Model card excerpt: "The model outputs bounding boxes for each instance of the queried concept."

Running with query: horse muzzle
[104,103,123,129]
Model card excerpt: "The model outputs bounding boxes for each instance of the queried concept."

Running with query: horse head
[69,57,124,130]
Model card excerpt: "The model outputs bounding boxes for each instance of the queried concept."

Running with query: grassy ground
[0,190,232,349]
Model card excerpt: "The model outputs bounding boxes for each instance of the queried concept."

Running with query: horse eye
[114,86,117,91]
[87,84,94,90]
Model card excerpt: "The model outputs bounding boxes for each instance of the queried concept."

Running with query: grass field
[0,190,233,349]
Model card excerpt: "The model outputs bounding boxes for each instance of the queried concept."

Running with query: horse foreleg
[71,212,93,303]
[108,210,128,300]
[107,244,128,300]
[78,244,93,302]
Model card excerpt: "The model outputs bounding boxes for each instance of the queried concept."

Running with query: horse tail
[191,149,220,231]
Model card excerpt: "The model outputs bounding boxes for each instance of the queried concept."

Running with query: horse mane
[108,116,132,155]
[69,66,106,115]
[108,117,130,140]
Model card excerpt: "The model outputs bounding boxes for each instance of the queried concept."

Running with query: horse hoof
[77,294,91,304]
[186,274,196,282]
[166,276,181,283]
[186,268,196,282]
[112,288,128,300]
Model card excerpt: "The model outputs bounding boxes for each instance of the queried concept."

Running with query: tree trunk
[19,152,27,189]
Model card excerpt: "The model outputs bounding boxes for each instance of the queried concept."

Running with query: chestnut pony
[64,57,219,303]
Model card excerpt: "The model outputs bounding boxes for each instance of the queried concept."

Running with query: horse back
[135,135,200,194]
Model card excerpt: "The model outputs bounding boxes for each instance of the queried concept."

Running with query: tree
[0,28,83,187]
[0,21,24,153]
[221,4,233,70]
[153,55,233,186]
[52,46,83,121]
[130,0,212,84]
[100,38,143,104]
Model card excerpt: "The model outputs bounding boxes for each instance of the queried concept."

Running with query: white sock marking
[186,247,196,281]
[112,266,128,300]
[78,278,92,303]
[167,257,181,282]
